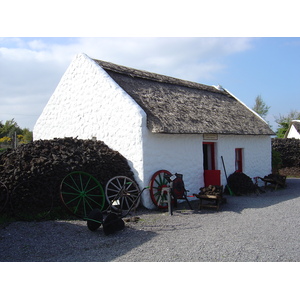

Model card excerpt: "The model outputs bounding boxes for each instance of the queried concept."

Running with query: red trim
[235,148,243,172]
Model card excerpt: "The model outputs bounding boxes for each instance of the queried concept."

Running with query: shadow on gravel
[0,220,157,262]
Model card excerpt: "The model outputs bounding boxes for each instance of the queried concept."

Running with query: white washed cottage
[34,53,274,209]
[284,120,300,139]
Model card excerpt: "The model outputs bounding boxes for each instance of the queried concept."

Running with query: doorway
[203,142,215,170]
[203,142,220,186]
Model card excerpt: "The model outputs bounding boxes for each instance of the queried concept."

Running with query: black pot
[87,208,103,231]
[103,213,125,235]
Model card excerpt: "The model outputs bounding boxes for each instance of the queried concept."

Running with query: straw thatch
[293,121,300,133]
[94,59,274,135]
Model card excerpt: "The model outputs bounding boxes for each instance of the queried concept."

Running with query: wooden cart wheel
[60,171,105,218]
[105,176,140,214]
[0,181,9,213]
[149,170,172,208]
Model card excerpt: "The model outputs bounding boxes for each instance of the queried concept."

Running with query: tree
[0,119,33,149]
[252,95,270,119]
[18,128,33,144]
[275,109,300,138]
[0,136,12,145]
[0,119,22,138]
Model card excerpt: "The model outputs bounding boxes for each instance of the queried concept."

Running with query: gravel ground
[1,178,300,262]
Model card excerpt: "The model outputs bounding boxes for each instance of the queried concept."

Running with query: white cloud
[72,37,255,81]
[27,40,48,50]
[0,37,256,130]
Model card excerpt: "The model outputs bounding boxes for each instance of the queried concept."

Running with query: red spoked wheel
[149,170,172,208]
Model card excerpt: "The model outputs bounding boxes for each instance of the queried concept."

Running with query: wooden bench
[197,194,225,211]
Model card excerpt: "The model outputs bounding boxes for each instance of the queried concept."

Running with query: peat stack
[0,137,134,212]
[272,138,300,177]
[227,172,257,195]
[272,138,300,168]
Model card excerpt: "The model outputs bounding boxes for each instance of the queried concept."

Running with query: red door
[203,142,220,186]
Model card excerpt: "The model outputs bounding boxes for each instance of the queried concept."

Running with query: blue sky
[1,36,299,132]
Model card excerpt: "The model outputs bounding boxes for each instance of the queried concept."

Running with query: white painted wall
[141,131,204,208]
[34,53,146,192]
[217,135,272,186]
[140,133,272,208]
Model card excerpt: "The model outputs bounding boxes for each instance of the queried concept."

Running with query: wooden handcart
[258,174,286,191]
[194,185,226,211]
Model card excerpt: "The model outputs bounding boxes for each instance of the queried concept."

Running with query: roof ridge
[93,58,227,95]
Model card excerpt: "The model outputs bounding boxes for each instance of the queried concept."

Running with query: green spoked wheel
[105,176,140,214]
[60,171,105,218]
[149,170,172,209]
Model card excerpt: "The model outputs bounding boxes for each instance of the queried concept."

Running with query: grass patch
[0,205,80,225]
[0,213,17,226]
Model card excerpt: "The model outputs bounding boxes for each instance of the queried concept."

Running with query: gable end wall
[287,125,300,139]
[33,53,146,189]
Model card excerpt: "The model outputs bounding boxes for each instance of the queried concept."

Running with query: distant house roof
[292,121,300,133]
[94,59,274,135]
[284,120,300,138]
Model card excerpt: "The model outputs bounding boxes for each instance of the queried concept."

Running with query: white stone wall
[141,131,204,208]
[34,53,146,191]
[216,135,272,185]
[141,133,272,208]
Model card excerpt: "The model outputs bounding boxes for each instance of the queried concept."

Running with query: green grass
[0,212,17,225]
[0,206,79,225]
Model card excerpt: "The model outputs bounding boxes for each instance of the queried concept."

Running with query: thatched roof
[94,59,274,135]
[293,121,300,133]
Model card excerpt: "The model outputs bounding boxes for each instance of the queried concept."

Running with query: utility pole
[13,131,17,149]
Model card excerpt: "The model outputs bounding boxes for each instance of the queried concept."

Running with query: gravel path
[1,178,300,262]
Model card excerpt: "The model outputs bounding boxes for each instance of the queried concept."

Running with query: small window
[235,148,243,172]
